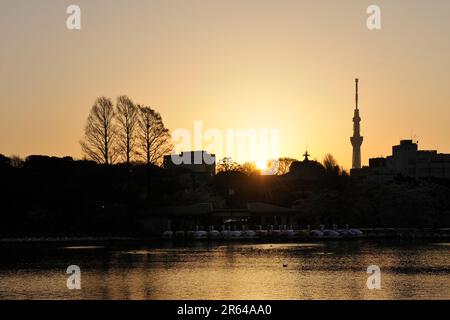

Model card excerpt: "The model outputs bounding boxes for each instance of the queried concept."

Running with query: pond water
[0,240,448,299]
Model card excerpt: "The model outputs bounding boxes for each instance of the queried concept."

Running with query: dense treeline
[0,153,449,237]
[214,166,450,228]
[0,155,185,236]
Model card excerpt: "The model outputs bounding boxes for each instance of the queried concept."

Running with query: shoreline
[0,229,449,244]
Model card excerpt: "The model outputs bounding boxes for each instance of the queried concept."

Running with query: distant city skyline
[1,0,450,169]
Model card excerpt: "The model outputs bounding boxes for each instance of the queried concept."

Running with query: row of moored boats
[162,225,363,240]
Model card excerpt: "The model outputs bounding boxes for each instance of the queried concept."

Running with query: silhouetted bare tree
[323,153,341,175]
[116,95,138,165]
[217,157,240,172]
[9,155,24,168]
[274,157,297,175]
[80,97,117,164]
[137,105,172,165]
[323,154,337,170]
[240,162,260,176]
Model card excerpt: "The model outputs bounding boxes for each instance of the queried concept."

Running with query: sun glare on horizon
[256,159,268,171]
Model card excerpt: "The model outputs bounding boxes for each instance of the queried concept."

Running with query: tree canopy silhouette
[116,95,138,165]
[81,96,171,166]
[240,161,261,176]
[80,97,117,164]
[275,157,297,175]
[217,157,240,173]
[138,105,172,165]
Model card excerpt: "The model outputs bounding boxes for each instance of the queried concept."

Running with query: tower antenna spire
[350,78,363,169]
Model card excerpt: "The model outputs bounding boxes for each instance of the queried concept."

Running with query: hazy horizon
[1,0,450,169]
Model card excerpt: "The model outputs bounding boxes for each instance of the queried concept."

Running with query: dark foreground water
[0,240,448,300]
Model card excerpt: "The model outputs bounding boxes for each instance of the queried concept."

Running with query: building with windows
[386,140,450,179]
[352,140,450,180]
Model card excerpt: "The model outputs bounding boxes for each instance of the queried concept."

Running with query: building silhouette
[350,78,363,169]
[163,150,216,176]
[353,140,450,179]
[386,140,450,179]
[287,150,325,180]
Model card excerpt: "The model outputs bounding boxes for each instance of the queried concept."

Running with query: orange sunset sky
[1,0,450,169]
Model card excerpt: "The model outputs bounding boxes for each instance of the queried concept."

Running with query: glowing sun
[256,159,268,170]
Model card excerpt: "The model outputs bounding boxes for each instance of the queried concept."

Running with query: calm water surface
[0,240,449,299]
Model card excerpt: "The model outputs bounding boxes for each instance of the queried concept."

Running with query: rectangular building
[384,140,450,179]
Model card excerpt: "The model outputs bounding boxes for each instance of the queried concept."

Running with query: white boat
[208,230,220,239]
[241,230,256,239]
[322,229,340,238]
[163,231,174,239]
[337,227,363,237]
[337,229,351,237]
[349,229,363,236]
[229,231,242,239]
[193,230,208,239]
[281,229,296,238]
[309,230,324,238]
